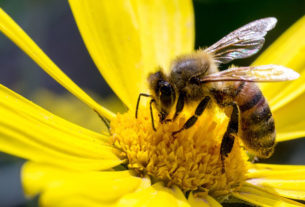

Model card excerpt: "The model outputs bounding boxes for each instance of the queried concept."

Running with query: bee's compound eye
[158,81,176,109]
[190,77,200,85]
[160,84,172,95]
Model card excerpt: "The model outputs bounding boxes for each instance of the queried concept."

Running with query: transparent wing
[200,65,299,83]
[205,17,277,64]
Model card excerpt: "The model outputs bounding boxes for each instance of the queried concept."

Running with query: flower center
[111,102,249,198]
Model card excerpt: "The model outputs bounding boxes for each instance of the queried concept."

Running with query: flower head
[1,1,305,206]
[112,104,249,198]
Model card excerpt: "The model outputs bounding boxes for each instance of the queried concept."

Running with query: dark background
[0,0,304,206]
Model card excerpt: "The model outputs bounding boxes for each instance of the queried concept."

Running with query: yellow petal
[273,92,305,141]
[43,198,109,207]
[0,8,114,120]
[117,182,190,207]
[188,192,222,207]
[32,89,114,133]
[248,163,305,176]
[0,84,121,170]
[232,183,304,207]
[69,0,194,108]
[247,163,305,200]
[253,15,305,112]
[22,162,143,206]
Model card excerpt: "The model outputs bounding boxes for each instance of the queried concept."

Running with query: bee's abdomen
[234,82,275,158]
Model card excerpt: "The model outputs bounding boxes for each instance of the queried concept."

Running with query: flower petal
[188,192,222,207]
[0,84,121,170]
[0,8,114,120]
[32,89,122,133]
[247,163,305,200]
[232,183,304,207]
[273,92,305,141]
[69,0,194,108]
[41,198,109,207]
[22,162,144,206]
[117,182,190,207]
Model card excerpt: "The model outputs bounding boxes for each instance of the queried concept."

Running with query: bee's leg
[94,109,110,133]
[220,103,239,173]
[135,93,151,118]
[172,93,185,121]
[172,96,211,136]
[150,99,157,131]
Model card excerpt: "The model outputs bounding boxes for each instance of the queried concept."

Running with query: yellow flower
[0,1,305,206]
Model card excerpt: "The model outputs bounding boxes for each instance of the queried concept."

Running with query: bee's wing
[200,65,299,83]
[205,18,277,64]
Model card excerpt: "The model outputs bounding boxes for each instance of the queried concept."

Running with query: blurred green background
[0,0,304,206]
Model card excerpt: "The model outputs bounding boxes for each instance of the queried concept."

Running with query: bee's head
[148,71,176,121]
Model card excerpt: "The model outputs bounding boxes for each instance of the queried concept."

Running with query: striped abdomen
[234,82,275,158]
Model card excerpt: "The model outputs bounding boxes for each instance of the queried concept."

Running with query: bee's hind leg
[220,103,239,173]
[172,96,211,136]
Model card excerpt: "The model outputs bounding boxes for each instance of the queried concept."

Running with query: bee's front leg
[173,93,185,121]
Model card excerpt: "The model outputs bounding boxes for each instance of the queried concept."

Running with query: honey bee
[135,18,299,166]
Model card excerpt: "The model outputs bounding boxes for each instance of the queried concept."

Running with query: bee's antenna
[135,93,152,118]
[135,93,157,131]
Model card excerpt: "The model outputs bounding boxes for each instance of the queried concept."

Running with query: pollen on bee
[110,102,249,198]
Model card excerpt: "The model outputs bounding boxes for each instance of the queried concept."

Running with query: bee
[135,18,299,167]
